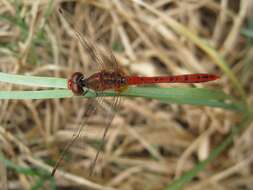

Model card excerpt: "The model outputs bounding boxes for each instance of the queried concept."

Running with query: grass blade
[0,72,67,88]
[0,87,243,112]
[0,90,72,99]
[166,113,252,190]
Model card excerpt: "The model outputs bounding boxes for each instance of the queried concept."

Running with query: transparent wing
[51,97,104,176]
[58,8,118,73]
[56,6,122,176]
[89,95,122,176]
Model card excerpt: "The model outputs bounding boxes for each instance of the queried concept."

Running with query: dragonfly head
[68,72,87,95]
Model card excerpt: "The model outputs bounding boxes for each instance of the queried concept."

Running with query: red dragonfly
[51,8,219,177]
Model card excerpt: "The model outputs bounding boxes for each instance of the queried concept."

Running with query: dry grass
[0,0,253,190]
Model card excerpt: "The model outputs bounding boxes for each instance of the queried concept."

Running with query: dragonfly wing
[51,97,103,176]
[58,8,121,74]
[58,7,123,176]
[58,8,105,73]
[89,95,121,176]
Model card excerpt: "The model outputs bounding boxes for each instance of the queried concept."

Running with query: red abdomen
[126,74,219,85]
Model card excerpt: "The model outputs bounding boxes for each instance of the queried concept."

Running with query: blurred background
[0,1,253,190]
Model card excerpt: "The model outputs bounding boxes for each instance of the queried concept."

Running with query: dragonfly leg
[115,85,128,93]
[82,89,88,96]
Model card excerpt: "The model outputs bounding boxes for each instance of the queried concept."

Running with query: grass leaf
[0,72,67,88]
[166,113,252,190]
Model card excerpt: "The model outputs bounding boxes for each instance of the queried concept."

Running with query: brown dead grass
[0,0,253,190]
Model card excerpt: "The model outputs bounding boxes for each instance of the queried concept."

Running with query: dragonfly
[51,8,219,177]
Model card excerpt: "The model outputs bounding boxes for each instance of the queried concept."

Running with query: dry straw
[0,1,252,190]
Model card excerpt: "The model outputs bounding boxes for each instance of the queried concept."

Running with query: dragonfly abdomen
[126,74,219,85]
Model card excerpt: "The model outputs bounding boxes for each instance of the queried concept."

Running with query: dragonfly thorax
[86,71,127,92]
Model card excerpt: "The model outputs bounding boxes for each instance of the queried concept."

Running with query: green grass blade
[0,90,72,99]
[119,87,230,100]
[31,174,56,190]
[0,0,28,40]
[0,72,67,88]
[105,87,244,112]
[0,152,55,190]
[0,87,243,112]
[166,113,252,190]
[241,28,253,39]
[0,153,37,176]
[0,152,45,176]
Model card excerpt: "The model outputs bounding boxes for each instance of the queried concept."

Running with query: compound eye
[67,79,73,90]
[68,72,84,95]
[71,72,84,83]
